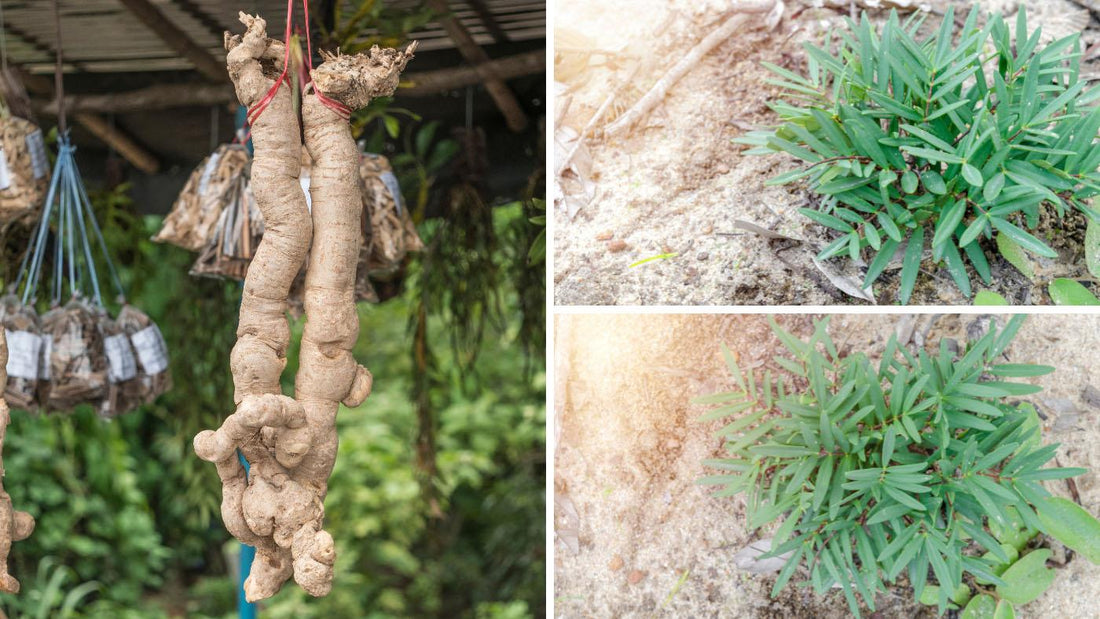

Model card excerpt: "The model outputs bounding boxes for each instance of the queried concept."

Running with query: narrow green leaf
[989,217,1057,258]
[899,226,925,304]
[984,172,1006,202]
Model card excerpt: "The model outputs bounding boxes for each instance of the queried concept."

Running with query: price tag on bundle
[25,130,48,180]
[380,170,403,215]
[38,334,51,381]
[130,324,169,375]
[0,148,12,192]
[104,333,137,382]
[197,151,222,197]
[300,171,312,211]
[4,329,41,380]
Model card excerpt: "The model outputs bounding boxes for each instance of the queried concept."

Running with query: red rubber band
[246,0,351,125]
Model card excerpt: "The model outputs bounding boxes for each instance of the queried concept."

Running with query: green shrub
[737,8,1100,303]
[698,316,1100,617]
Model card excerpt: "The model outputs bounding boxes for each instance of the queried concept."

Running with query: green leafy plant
[697,316,1100,617]
[736,8,1100,303]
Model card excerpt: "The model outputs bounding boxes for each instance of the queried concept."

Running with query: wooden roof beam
[116,0,228,83]
[33,50,546,114]
[0,14,163,175]
[17,68,160,174]
[425,0,528,132]
[466,0,510,44]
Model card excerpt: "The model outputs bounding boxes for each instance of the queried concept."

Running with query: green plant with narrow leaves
[736,8,1100,304]
[697,316,1100,617]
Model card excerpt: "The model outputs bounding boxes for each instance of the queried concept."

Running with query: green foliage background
[0,197,545,617]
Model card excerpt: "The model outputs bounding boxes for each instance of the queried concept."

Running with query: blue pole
[232,105,256,619]
[237,450,257,619]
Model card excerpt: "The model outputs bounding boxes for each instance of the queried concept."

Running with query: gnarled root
[0,330,34,594]
[197,12,410,601]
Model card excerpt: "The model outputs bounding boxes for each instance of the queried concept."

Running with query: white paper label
[130,325,168,375]
[197,151,222,197]
[104,333,137,382]
[380,170,404,215]
[4,329,40,380]
[300,171,312,211]
[25,130,47,180]
[38,334,51,380]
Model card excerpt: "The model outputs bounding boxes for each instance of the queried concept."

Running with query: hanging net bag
[11,131,170,416]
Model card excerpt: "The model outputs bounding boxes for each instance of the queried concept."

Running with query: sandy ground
[553,314,1100,617]
[553,0,1100,306]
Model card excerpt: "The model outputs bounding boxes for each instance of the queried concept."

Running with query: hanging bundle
[3,133,170,417]
[0,69,49,230]
[360,153,422,280]
[154,143,252,251]
[0,293,40,410]
[189,166,264,280]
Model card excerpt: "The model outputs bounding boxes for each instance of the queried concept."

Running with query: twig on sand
[605,0,784,137]
[557,64,642,176]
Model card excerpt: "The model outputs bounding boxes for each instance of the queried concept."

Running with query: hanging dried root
[285,41,414,597]
[196,12,311,602]
[0,330,34,594]
[195,13,413,601]
[605,0,784,136]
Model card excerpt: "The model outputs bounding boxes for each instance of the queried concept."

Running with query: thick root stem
[198,13,410,600]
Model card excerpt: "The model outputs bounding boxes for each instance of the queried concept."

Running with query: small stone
[697,252,710,261]
[717,163,730,174]
[595,230,614,241]
[608,240,629,253]
[609,555,624,572]
[1082,384,1100,409]
[628,569,647,584]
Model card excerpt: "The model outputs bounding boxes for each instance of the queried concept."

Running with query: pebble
[608,240,629,253]
[697,251,710,261]
[596,230,614,241]
[628,569,647,584]
[717,163,730,174]
[609,556,624,572]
